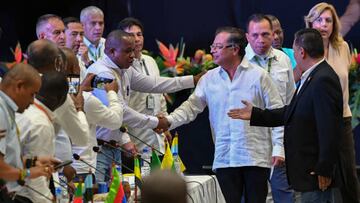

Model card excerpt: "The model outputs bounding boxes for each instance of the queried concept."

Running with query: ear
[245,33,250,41]
[300,47,306,59]
[38,32,46,39]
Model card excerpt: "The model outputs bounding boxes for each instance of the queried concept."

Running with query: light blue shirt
[0,91,22,192]
[167,58,284,170]
[282,47,297,68]
[83,37,106,62]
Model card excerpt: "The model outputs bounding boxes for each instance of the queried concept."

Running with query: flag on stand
[73,181,83,203]
[134,157,142,189]
[150,148,161,172]
[105,165,126,203]
[161,141,175,171]
[171,133,186,172]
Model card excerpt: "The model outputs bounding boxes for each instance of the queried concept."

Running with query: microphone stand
[92,147,134,173]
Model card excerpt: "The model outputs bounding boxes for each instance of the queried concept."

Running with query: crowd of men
[0,3,359,203]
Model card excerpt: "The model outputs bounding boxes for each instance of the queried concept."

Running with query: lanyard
[33,102,52,122]
[254,56,272,73]
[88,46,101,61]
[141,59,150,76]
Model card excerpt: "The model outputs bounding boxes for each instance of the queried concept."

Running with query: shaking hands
[153,113,170,133]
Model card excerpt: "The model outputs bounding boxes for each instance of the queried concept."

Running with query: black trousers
[338,117,360,203]
[216,166,269,203]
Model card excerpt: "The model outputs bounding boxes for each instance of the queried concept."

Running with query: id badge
[146,95,155,110]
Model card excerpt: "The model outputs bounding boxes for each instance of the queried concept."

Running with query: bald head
[27,39,65,73]
[142,170,187,203]
[104,30,135,69]
[1,63,41,113]
[105,30,133,52]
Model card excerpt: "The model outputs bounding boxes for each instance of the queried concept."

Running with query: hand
[29,165,53,179]
[78,43,90,65]
[36,156,61,167]
[227,100,253,120]
[62,165,76,182]
[310,171,332,191]
[193,70,207,85]
[80,73,95,92]
[164,130,172,144]
[104,79,119,93]
[154,116,170,133]
[272,156,285,167]
[70,89,84,112]
[122,141,138,157]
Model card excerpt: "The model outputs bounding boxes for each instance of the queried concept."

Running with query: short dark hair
[105,30,133,53]
[38,71,69,109]
[215,26,247,58]
[117,17,144,32]
[63,17,81,29]
[294,28,324,59]
[246,13,273,32]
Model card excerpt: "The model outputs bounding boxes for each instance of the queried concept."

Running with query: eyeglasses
[210,44,235,50]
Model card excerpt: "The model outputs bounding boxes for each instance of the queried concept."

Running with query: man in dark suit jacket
[228,28,343,202]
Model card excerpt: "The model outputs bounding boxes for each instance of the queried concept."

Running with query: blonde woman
[305,2,360,202]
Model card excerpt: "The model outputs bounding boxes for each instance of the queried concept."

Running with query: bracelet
[32,156,37,167]
[25,158,32,169]
[19,169,26,182]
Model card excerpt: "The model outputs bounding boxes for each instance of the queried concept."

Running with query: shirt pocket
[270,70,288,101]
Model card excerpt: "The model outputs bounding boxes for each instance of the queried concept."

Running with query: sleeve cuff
[182,75,195,88]
[149,116,159,129]
[119,132,131,145]
[166,115,174,130]
[272,145,285,158]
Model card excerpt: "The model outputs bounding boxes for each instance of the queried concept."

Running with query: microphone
[100,141,150,165]
[73,153,111,180]
[92,146,134,173]
[120,126,164,156]
[17,180,54,202]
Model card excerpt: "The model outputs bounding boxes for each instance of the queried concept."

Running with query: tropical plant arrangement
[348,48,360,127]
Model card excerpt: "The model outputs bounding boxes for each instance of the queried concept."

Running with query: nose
[76,34,82,42]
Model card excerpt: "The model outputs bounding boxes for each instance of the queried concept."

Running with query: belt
[97,139,118,148]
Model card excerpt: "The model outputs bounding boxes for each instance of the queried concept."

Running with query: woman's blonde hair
[304,2,343,50]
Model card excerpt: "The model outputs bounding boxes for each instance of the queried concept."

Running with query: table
[185,175,226,203]
[95,174,226,203]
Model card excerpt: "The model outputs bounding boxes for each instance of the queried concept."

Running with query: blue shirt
[0,91,22,192]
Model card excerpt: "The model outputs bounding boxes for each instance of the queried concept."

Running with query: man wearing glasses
[245,14,296,203]
[164,26,283,203]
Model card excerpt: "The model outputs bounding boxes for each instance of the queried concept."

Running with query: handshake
[153,113,170,133]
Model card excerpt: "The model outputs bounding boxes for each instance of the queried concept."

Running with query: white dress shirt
[166,58,284,170]
[54,94,89,146]
[86,54,194,142]
[16,100,56,203]
[72,90,124,174]
[128,54,168,153]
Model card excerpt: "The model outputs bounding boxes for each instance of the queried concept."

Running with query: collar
[245,44,277,62]
[300,58,325,82]
[218,57,251,75]
[0,91,18,113]
[83,37,105,49]
[33,98,55,122]
[103,54,127,75]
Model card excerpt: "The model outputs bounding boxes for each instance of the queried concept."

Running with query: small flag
[84,173,93,202]
[105,166,126,203]
[134,157,142,189]
[73,181,83,203]
[150,148,161,172]
[161,141,175,171]
[171,133,186,172]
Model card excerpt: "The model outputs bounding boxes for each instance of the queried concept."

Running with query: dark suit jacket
[251,60,343,192]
